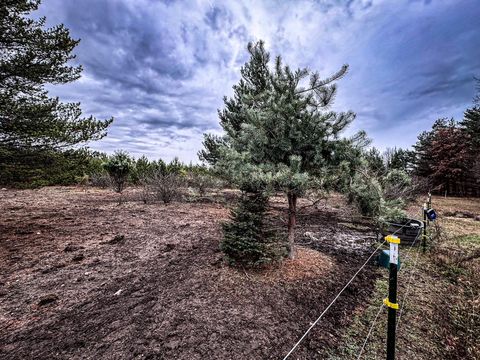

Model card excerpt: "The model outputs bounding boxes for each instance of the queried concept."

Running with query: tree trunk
[287,192,297,259]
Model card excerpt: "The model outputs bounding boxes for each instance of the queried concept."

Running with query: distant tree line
[362,81,480,197]
[412,91,480,196]
[99,151,221,205]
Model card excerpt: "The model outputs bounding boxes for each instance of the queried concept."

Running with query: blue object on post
[426,209,437,221]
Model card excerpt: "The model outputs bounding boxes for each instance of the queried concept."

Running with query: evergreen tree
[384,147,415,173]
[202,41,357,259]
[411,79,480,196]
[460,77,480,188]
[429,124,470,195]
[462,107,480,189]
[461,77,480,149]
[413,118,451,179]
[0,146,104,187]
[198,134,226,166]
[364,147,386,175]
[325,134,370,195]
[166,157,185,175]
[462,107,480,149]
[221,192,285,267]
[0,0,112,151]
[130,155,154,184]
[200,42,280,266]
[103,151,133,193]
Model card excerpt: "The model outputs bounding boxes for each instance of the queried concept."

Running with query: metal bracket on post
[385,234,400,360]
[383,298,399,310]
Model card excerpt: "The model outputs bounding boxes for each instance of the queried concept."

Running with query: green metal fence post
[384,235,400,360]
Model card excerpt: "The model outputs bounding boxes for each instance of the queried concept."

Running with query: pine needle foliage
[102,151,133,193]
[201,41,359,259]
[0,0,112,186]
[221,192,286,267]
[0,0,112,150]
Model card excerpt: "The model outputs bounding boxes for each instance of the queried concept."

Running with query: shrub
[348,173,383,217]
[379,199,407,224]
[221,192,286,267]
[102,151,133,193]
[382,169,414,200]
[347,168,408,224]
[145,171,184,204]
[188,172,218,196]
[89,172,111,188]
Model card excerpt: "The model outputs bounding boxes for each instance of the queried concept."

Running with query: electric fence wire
[356,303,385,360]
[283,219,414,359]
[396,204,426,265]
[357,224,421,360]
[282,210,415,359]
[282,240,387,360]
[356,228,423,359]
[396,225,422,263]
[396,232,424,332]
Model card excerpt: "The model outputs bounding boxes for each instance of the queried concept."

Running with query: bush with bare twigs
[188,172,223,197]
[143,171,184,204]
[89,172,111,188]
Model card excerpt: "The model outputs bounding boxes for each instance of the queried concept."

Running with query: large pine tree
[200,41,282,266]
[460,77,480,188]
[413,118,474,195]
[0,0,112,150]
[201,41,358,259]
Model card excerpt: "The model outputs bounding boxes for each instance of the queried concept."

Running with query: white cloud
[38,0,480,161]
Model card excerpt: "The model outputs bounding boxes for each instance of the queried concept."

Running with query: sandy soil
[0,187,381,359]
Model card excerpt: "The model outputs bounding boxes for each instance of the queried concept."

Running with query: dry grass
[432,196,480,214]
[328,195,480,360]
[431,196,480,240]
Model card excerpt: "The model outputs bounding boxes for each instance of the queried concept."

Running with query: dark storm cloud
[37,0,480,161]
[329,0,480,146]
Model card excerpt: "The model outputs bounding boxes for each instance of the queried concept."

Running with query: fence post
[384,235,400,360]
[422,203,427,253]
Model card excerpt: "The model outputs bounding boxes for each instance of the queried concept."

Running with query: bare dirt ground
[0,187,382,360]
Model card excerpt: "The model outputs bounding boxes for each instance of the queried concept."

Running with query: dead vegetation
[141,172,185,204]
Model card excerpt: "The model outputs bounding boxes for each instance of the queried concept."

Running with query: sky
[37,0,480,162]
